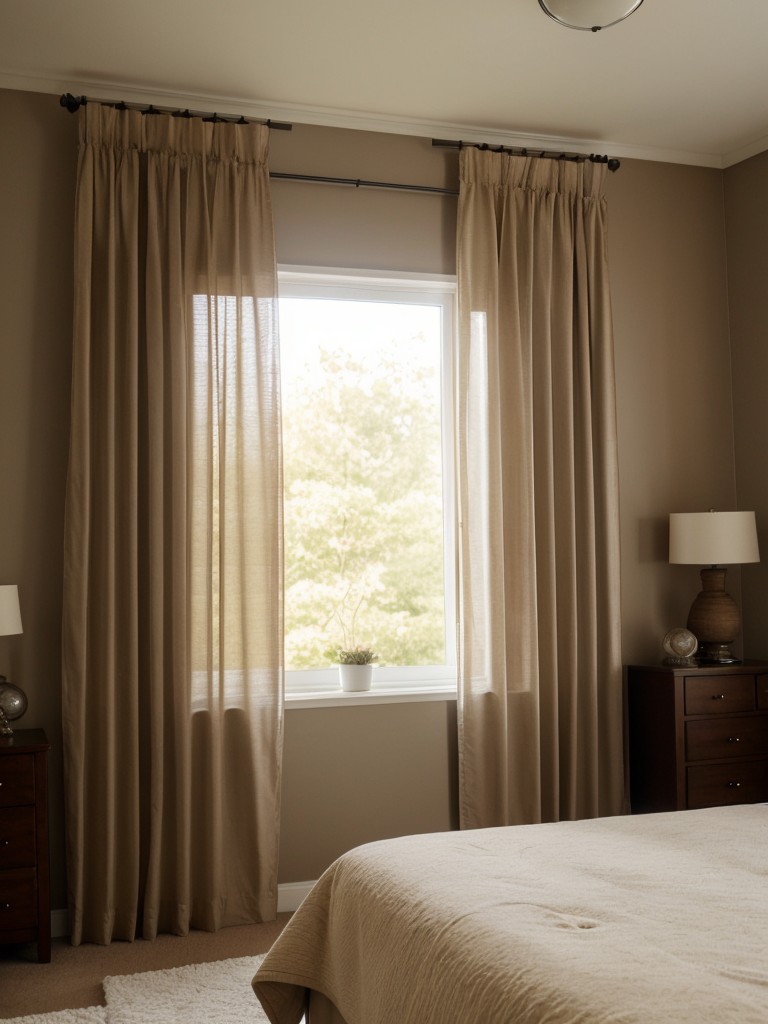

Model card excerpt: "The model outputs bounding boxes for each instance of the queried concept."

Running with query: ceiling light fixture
[538,0,645,32]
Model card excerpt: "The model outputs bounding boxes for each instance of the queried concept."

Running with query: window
[279,267,456,695]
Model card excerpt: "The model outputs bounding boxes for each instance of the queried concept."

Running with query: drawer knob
[0,902,9,910]
[727,737,741,743]
[713,694,726,701]
[727,781,741,788]
[0,839,8,846]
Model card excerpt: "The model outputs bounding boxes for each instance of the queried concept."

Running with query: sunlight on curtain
[456,149,624,828]
[63,105,282,944]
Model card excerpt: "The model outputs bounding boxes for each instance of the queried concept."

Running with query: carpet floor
[0,917,290,1019]
[4,955,269,1024]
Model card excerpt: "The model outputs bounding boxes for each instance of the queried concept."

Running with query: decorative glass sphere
[0,678,28,721]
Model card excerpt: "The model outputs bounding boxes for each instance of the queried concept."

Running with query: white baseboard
[50,880,316,938]
[276,880,316,913]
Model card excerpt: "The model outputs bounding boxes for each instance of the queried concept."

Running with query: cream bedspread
[253,805,768,1024]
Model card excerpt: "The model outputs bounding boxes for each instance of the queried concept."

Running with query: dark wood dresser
[627,662,768,813]
[0,728,51,961]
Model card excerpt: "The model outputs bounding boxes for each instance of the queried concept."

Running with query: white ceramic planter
[338,664,373,692]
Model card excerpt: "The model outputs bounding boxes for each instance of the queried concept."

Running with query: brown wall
[280,701,459,881]
[608,159,737,663]
[724,150,768,657]
[0,90,77,910]
[0,86,743,908]
[269,123,459,275]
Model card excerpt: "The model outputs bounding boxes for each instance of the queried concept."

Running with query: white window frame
[278,265,458,701]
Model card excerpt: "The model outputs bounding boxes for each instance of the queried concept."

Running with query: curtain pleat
[62,105,283,944]
[456,149,624,828]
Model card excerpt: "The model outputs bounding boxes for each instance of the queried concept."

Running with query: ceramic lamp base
[686,567,741,664]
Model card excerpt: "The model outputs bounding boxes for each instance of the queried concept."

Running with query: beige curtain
[62,105,283,944]
[456,148,624,829]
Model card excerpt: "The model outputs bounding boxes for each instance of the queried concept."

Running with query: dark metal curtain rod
[270,171,458,197]
[59,93,292,130]
[432,138,620,172]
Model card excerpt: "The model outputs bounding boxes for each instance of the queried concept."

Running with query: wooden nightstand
[626,663,768,814]
[0,728,51,961]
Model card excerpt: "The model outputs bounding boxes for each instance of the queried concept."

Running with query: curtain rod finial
[60,93,84,112]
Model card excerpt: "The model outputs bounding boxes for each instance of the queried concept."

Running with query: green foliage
[329,646,378,665]
[283,334,446,671]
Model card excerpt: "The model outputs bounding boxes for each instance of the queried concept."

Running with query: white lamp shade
[669,511,760,566]
[0,585,23,636]
[538,0,645,30]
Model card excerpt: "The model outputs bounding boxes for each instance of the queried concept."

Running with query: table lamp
[0,585,26,735]
[669,511,759,664]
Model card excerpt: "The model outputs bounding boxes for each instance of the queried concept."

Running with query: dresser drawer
[758,676,768,711]
[0,868,37,930]
[684,674,755,715]
[686,716,768,761]
[0,732,50,961]
[687,761,768,809]
[0,755,35,807]
[0,807,36,869]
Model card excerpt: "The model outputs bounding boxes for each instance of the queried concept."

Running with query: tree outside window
[280,290,449,675]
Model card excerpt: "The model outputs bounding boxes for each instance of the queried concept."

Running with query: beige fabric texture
[254,804,768,1024]
[62,104,283,945]
[455,149,624,828]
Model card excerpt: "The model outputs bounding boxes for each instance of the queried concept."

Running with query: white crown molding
[0,69,724,169]
[722,132,768,169]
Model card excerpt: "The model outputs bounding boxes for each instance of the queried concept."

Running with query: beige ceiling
[2,0,767,168]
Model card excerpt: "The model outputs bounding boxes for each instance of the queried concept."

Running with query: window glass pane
[280,294,446,671]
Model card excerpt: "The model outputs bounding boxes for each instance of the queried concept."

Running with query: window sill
[285,685,457,710]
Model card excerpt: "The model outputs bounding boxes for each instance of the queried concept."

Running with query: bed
[253,804,768,1023]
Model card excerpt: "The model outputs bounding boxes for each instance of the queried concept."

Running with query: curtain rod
[59,93,292,130]
[432,138,621,172]
[270,171,458,197]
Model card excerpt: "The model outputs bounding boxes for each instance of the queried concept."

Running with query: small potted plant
[331,646,378,692]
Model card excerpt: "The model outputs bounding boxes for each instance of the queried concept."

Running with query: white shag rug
[6,954,268,1024]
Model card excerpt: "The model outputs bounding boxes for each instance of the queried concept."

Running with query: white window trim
[285,685,457,710]
[278,265,458,702]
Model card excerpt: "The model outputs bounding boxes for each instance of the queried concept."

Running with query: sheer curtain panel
[62,105,283,944]
[456,149,624,829]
